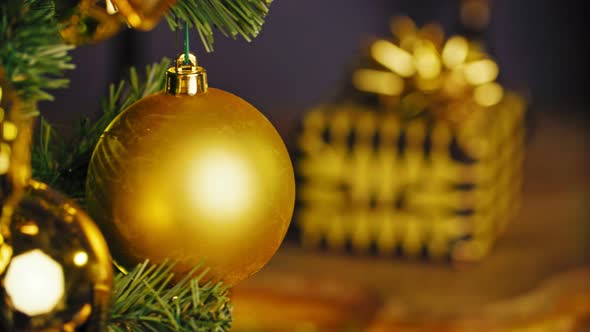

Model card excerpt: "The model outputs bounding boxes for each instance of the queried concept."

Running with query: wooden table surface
[232,112,590,331]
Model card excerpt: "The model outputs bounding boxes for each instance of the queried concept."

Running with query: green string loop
[183,21,190,64]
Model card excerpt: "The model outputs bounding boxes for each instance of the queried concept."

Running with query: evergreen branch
[0,0,74,110]
[31,58,171,201]
[167,0,273,52]
[109,261,232,332]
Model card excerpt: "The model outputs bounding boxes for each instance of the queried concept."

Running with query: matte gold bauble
[86,54,295,287]
[111,0,175,30]
[0,180,113,331]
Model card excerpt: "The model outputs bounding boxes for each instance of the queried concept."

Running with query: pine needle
[167,0,273,52]
[110,261,232,332]
[31,59,171,202]
[0,0,74,112]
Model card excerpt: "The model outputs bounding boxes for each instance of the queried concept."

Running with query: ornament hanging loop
[176,53,198,73]
[165,53,208,96]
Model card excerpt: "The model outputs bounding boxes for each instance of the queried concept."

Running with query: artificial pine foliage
[109,261,232,332]
[32,59,171,201]
[0,0,73,112]
[2,0,274,329]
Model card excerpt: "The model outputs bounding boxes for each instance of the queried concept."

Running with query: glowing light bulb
[188,149,255,221]
[442,36,469,68]
[371,40,416,77]
[4,250,65,316]
[463,59,499,85]
[352,69,404,96]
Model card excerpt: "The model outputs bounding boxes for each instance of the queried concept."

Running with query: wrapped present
[295,18,526,261]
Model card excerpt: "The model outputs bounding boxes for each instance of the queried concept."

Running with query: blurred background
[42,0,590,134]
[43,0,590,330]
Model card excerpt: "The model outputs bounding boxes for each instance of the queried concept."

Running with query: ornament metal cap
[165,53,208,95]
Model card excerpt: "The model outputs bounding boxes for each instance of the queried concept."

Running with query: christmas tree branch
[110,261,232,332]
[32,58,171,201]
[167,0,273,52]
[1,0,272,108]
[0,0,74,110]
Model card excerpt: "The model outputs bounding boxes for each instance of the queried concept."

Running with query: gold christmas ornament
[59,0,123,44]
[86,53,295,287]
[296,17,526,261]
[0,180,113,331]
[111,0,176,30]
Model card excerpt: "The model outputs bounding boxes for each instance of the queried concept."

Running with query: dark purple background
[40,0,590,141]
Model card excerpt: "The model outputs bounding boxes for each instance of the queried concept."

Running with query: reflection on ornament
[296,17,526,261]
[0,180,113,331]
[4,249,65,316]
[187,149,256,221]
[73,250,90,266]
[59,1,123,44]
[87,53,295,287]
[111,0,175,30]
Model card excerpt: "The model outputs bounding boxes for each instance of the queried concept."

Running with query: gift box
[295,18,526,261]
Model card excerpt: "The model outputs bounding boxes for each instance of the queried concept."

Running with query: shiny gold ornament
[86,53,295,286]
[0,180,113,331]
[111,0,176,30]
[59,0,123,44]
[297,18,526,261]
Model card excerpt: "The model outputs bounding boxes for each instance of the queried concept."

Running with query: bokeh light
[371,40,416,77]
[353,69,404,96]
[4,249,65,316]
